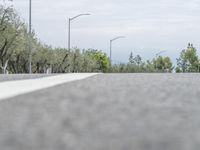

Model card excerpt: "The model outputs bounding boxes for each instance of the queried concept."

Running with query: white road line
[0,73,98,100]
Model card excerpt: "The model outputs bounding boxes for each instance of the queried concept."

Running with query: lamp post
[29,0,32,74]
[68,13,90,51]
[156,51,166,58]
[110,36,125,66]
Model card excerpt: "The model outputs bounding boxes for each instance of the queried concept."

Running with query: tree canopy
[176,43,200,73]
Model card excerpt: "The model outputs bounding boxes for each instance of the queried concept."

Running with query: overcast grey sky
[5,0,200,63]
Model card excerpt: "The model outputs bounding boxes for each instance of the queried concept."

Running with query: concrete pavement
[0,74,200,150]
[0,74,54,82]
[0,73,98,100]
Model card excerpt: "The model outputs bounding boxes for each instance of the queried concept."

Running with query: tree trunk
[2,59,9,74]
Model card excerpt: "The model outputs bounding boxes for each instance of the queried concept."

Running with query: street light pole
[110,36,125,66]
[68,13,90,51]
[110,41,112,65]
[29,0,32,74]
[156,51,166,58]
[68,18,71,52]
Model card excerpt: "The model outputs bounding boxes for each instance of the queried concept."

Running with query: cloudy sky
[5,0,200,63]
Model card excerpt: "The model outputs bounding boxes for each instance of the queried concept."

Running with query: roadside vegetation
[1,2,200,74]
[0,3,109,73]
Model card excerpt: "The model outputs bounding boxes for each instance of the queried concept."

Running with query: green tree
[145,60,155,72]
[133,55,142,66]
[129,52,134,64]
[32,44,53,73]
[176,43,199,73]
[8,27,30,73]
[84,49,109,73]
[153,56,173,72]
[0,5,23,73]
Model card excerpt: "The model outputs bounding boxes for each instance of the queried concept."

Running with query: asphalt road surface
[0,73,200,150]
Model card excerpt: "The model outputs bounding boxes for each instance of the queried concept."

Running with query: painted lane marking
[0,73,98,100]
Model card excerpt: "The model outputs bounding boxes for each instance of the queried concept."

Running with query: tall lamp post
[29,0,32,74]
[110,36,125,66]
[68,13,90,51]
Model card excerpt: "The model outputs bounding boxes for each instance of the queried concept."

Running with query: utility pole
[29,0,32,74]
[68,18,71,51]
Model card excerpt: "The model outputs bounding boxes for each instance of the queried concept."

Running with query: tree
[153,56,173,72]
[32,44,53,73]
[72,48,82,73]
[144,60,155,73]
[176,43,199,73]
[8,27,30,73]
[0,3,28,73]
[133,55,142,66]
[129,52,134,64]
[83,49,110,73]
